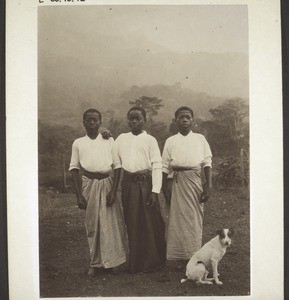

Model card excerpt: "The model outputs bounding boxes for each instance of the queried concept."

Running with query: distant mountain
[39,82,248,129]
[119,84,227,122]
[38,31,248,126]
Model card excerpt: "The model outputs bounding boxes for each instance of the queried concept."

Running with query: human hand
[200,185,212,203]
[147,193,161,211]
[106,190,117,206]
[77,194,87,209]
[100,128,112,140]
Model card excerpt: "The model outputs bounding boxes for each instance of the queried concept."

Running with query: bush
[213,155,249,190]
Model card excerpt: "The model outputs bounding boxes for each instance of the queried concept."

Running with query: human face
[175,109,193,134]
[83,112,101,132]
[127,110,146,134]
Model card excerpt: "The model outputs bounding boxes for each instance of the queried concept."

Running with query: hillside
[39,81,248,128]
[38,30,248,126]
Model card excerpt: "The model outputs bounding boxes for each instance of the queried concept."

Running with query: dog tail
[181,276,188,283]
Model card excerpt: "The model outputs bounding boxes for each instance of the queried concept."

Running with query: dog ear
[228,228,235,236]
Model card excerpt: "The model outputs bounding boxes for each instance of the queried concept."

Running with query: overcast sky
[39,5,248,55]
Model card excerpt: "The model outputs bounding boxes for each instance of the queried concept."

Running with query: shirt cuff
[203,164,212,168]
[69,165,80,171]
[152,187,161,193]
[202,156,212,168]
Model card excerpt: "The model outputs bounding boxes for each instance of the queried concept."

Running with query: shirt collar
[177,130,193,137]
[85,134,100,141]
[130,130,147,137]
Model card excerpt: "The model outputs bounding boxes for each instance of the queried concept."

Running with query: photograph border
[5,1,284,299]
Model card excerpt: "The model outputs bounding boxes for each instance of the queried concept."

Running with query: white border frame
[6,1,283,299]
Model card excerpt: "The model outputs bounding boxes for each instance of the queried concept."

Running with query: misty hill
[39,82,248,129]
[38,30,248,126]
[119,84,235,122]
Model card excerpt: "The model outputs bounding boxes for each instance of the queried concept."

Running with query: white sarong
[166,167,204,260]
[82,175,127,268]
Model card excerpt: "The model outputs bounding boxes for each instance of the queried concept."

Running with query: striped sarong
[166,167,204,260]
[82,175,127,268]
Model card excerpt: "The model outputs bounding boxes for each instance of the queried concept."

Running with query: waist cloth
[81,173,127,268]
[83,170,110,180]
[121,169,166,273]
[166,166,204,260]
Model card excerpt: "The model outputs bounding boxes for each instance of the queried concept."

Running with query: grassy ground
[39,187,250,297]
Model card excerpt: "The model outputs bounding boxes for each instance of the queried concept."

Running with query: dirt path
[39,188,250,297]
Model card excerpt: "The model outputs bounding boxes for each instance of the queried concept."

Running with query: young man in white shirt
[108,107,166,274]
[69,108,127,277]
[162,106,213,264]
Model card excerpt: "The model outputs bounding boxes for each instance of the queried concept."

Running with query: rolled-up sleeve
[201,136,212,168]
[69,140,80,171]
[149,137,162,193]
[201,156,212,168]
[152,166,162,193]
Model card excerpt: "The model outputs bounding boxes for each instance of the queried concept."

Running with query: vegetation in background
[38,95,249,191]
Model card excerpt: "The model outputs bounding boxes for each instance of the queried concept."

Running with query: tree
[150,121,169,151]
[38,121,83,189]
[199,120,233,156]
[129,96,163,122]
[103,110,130,139]
[209,98,249,151]
[38,121,81,159]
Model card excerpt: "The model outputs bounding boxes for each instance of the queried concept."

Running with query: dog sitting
[181,228,234,285]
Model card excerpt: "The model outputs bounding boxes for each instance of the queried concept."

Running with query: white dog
[181,228,234,285]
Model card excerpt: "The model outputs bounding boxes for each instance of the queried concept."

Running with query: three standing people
[70,105,212,275]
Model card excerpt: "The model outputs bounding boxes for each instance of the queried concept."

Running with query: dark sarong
[121,171,166,273]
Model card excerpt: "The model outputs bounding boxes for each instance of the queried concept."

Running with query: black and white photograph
[38,4,249,297]
[6,1,283,299]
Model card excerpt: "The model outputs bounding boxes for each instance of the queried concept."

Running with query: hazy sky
[39,5,248,55]
[38,5,249,102]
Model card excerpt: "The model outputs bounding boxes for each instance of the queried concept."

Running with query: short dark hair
[83,108,102,121]
[175,106,194,118]
[127,107,147,119]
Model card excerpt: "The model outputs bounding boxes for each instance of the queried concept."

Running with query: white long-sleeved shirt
[69,135,114,173]
[113,131,162,193]
[162,131,212,174]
